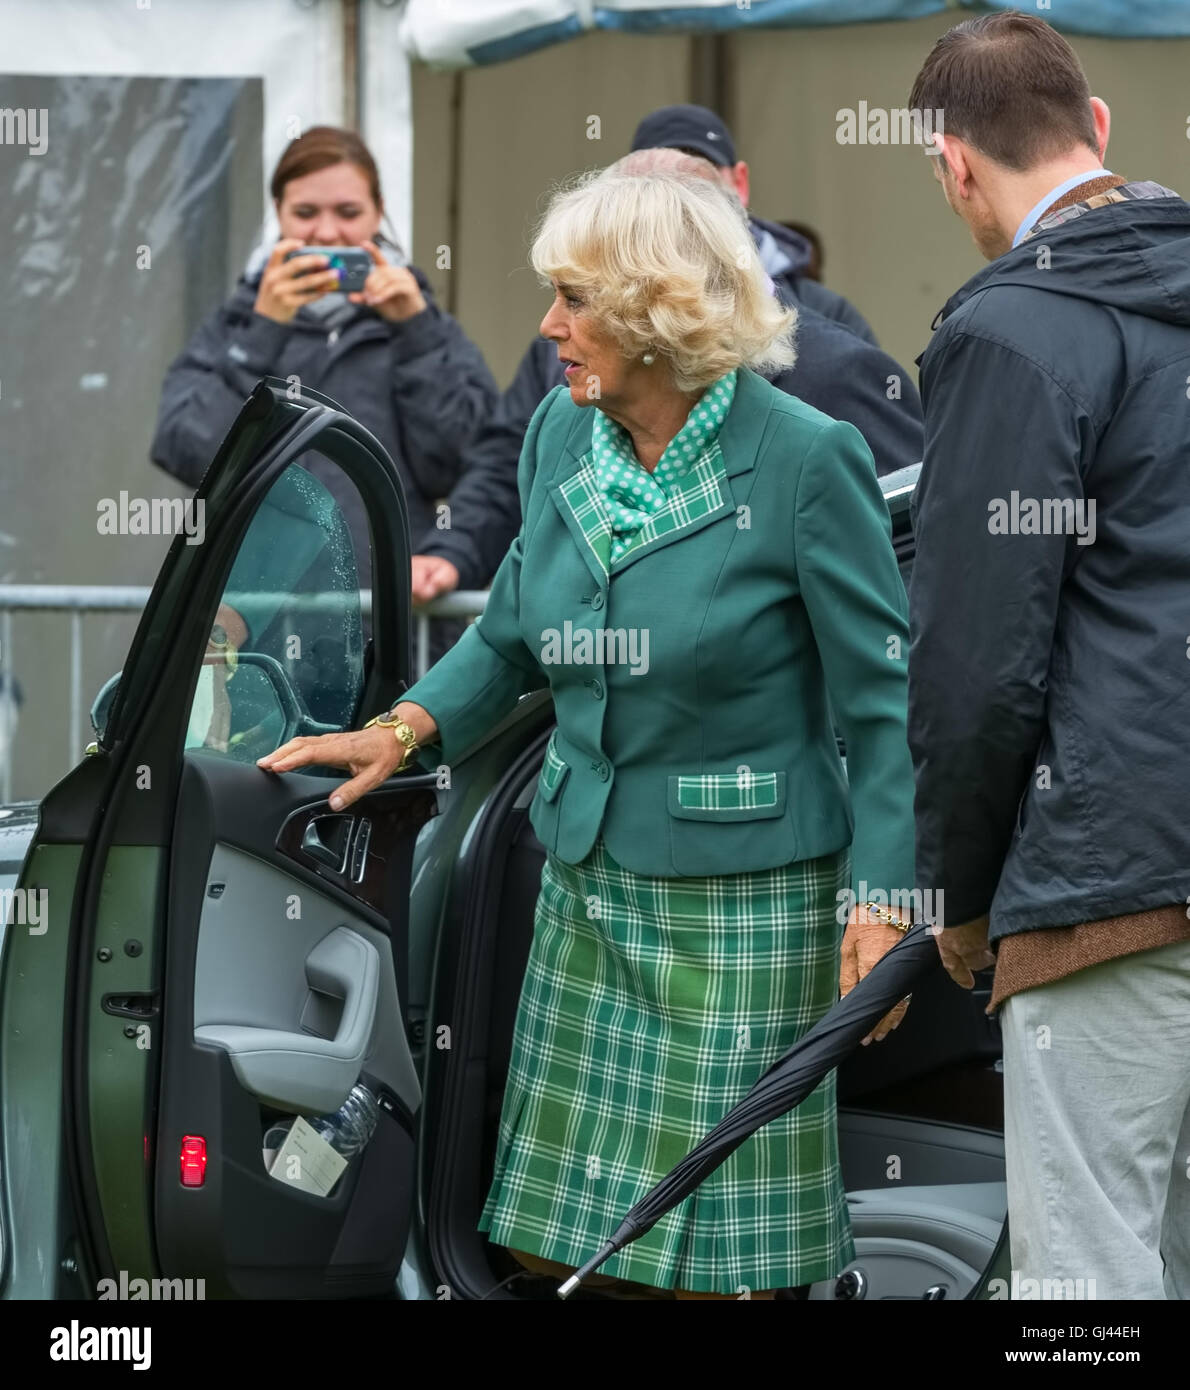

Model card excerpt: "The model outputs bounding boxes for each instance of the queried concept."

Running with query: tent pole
[689,33,730,123]
[343,0,361,130]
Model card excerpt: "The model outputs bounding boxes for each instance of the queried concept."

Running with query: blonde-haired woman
[259,165,916,1299]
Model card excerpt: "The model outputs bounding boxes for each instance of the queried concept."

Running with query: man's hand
[840,904,912,1044]
[412,555,461,603]
[934,914,995,989]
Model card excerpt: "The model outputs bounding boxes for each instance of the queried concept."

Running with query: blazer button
[591,759,610,781]
[590,590,606,611]
[587,679,604,700]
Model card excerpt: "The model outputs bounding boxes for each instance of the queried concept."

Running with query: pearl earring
[642,350,656,365]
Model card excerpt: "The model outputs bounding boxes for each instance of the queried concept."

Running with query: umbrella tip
[557,1274,581,1299]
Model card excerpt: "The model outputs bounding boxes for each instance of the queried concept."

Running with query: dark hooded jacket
[908,187,1190,942]
[421,289,921,590]
[749,213,878,346]
[150,246,499,562]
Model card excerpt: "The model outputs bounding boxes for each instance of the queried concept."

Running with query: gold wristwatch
[364,709,420,772]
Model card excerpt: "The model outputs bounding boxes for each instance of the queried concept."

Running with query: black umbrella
[557,923,942,1297]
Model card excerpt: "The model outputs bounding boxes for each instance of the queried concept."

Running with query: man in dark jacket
[413,138,922,601]
[907,12,1190,1299]
[630,104,879,346]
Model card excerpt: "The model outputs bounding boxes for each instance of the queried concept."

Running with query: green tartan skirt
[478,837,856,1293]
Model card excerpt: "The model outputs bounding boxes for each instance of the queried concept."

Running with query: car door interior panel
[155,754,437,1297]
[5,383,449,1299]
[193,852,384,1114]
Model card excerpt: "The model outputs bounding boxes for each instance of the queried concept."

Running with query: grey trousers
[1000,938,1190,1300]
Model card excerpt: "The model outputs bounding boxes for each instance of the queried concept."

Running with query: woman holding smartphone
[151,126,498,658]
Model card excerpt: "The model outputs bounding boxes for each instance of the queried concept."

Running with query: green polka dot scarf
[591,369,737,565]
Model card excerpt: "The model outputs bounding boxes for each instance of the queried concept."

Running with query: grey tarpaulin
[0,74,262,797]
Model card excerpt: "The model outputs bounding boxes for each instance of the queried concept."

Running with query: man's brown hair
[909,10,1099,171]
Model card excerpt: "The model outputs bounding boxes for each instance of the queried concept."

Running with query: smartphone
[284,245,372,294]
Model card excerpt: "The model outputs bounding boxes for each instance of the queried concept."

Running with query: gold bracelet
[363,710,419,772]
[864,901,913,932]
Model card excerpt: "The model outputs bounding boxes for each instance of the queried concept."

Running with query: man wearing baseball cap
[631,104,877,346]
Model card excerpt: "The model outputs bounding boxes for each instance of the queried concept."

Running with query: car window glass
[185,463,366,763]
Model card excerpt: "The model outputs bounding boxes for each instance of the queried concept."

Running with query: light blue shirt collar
[1012,169,1113,248]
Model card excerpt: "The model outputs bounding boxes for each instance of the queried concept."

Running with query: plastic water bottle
[309,1081,379,1160]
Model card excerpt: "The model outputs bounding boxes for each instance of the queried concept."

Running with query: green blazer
[403,365,915,900]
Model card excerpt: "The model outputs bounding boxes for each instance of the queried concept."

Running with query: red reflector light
[180,1135,207,1187]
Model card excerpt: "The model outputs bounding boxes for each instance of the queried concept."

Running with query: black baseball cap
[629,104,737,168]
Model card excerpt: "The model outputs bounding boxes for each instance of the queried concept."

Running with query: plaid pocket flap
[539,734,570,802]
[668,770,786,821]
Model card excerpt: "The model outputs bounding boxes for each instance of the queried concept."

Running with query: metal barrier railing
[0,585,490,802]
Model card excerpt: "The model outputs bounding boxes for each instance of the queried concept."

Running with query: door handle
[301,813,356,874]
[349,818,372,883]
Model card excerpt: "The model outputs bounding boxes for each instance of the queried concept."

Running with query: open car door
[1,380,437,1298]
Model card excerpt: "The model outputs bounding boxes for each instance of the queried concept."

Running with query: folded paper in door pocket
[267,1116,348,1197]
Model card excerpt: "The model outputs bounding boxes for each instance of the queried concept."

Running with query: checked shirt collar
[560,369,737,576]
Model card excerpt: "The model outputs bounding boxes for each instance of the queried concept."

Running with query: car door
[0,378,437,1299]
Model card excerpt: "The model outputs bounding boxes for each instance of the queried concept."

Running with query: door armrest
[195,925,379,1113]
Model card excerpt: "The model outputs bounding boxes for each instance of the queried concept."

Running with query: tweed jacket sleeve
[399,388,564,761]
[794,418,916,906]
